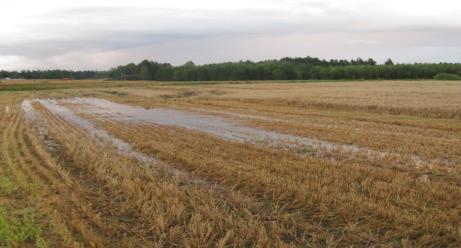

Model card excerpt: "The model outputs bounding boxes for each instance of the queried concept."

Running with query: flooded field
[1,80,460,247]
[30,97,439,169]
[63,98,372,152]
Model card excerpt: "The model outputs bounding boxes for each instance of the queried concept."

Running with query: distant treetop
[2,56,461,80]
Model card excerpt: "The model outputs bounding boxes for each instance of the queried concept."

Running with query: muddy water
[62,97,363,152]
[59,97,422,168]
[23,99,157,163]
[22,99,220,187]
[36,99,156,164]
[25,98,442,168]
[21,100,60,154]
[187,107,278,122]
[21,100,36,121]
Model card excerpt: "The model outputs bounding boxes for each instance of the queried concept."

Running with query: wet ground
[61,98,361,152]
[21,98,231,190]
[23,97,441,168]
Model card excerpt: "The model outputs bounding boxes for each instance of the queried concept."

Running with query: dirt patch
[160,90,200,99]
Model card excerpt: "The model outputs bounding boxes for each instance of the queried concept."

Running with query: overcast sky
[1,0,461,70]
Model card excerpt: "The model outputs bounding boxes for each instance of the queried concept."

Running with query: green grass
[0,81,149,92]
[434,73,461,81]
[0,174,46,247]
[0,176,19,195]
[0,207,47,247]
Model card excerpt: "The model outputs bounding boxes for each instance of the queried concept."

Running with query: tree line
[109,57,461,81]
[0,70,105,80]
[2,56,461,80]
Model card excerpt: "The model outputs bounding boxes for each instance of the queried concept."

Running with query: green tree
[384,59,394,66]
[138,60,154,80]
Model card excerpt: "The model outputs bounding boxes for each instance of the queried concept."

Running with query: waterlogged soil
[59,98,429,165]
[61,98,362,150]
[23,97,439,168]
[22,100,60,154]
[21,98,225,189]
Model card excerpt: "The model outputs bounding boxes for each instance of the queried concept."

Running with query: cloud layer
[1,0,461,70]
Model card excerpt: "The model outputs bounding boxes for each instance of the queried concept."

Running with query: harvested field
[1,80,460,247]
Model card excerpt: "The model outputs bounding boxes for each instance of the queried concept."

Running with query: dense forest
[2,56,461,80]
[109,57,461,81]
[0,70,105,80]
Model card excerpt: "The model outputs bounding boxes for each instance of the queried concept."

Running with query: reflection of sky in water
[21,98,224,187]
[61,98,382,155]
[22,98,434,168]
[35,99,154,163]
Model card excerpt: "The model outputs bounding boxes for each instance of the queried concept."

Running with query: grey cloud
[1,2,461,70]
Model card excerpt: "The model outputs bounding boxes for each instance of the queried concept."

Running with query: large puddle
[22,100,60,154]
[59,97,421,166]
[47,99,156,160]
[61,97,365,153]
[21,99,236,190]
[24,97,442,168]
